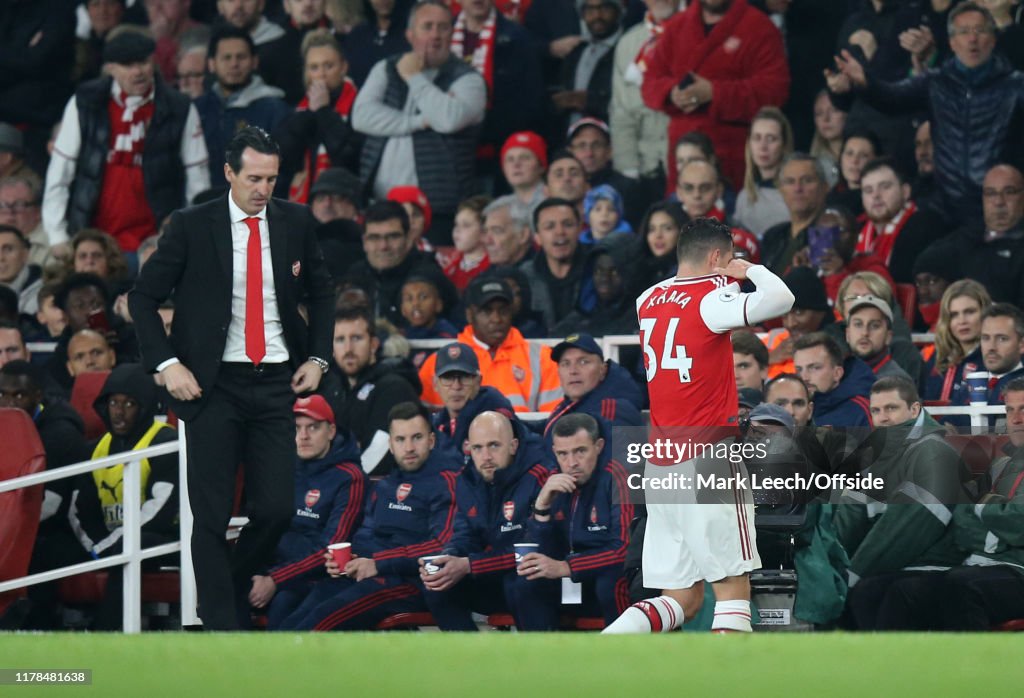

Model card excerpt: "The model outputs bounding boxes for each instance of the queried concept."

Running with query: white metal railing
[26,342,57,354]
[924,404,1007,432]
[0,441,181,633]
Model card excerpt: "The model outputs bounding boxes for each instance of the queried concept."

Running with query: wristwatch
[307,356,329,374]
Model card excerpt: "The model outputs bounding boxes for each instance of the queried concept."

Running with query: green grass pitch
[1,633,1021,697]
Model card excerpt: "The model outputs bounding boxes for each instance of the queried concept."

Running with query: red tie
[243,216,265,365]
[989,376,999,391]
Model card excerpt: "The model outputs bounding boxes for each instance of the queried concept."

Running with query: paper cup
[421,555,445,575]
[965,371,991,406]
[513,543,539,565]
[328,542,352,568]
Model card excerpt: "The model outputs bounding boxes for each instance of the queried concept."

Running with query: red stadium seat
[57,571,182,605]
[894,284,917,325]
[996,619,1024,631]
[0,408,46,617]
[375,612,437,629]
[69,371,111,440]
[945,435,995,477]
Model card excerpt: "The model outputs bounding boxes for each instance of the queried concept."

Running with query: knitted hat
[386,186,432,232]
[501,131,548,170]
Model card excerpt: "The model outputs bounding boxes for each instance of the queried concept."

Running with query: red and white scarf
[451,9,497,105]
[108,84,155,168]
[626,12,667,84]
[856,201,917,265]
[288,78,359,203]
[450,1,529,22]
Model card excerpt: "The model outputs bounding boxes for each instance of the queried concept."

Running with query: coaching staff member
[128,126,334,630]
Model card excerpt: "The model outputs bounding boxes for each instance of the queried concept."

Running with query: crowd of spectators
[2,0,1024,633]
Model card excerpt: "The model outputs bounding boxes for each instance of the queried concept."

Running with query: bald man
[66,329,116,379]
[419,411,549,631]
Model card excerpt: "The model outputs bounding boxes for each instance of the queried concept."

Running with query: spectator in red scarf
[642,0,789,192]
[443,195,491,291]
[277,29,361,203]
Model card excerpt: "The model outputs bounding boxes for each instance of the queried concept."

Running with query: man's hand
[345,556,378,582]
[517,552,570,581]
[419,555,471,591]
[899,25,936,73]
[549,35,583,59]
[551,90,587,112]
[307,80,330,111]
[113,293,133,323]
[324,551,346,577]
[673,73,713,114]
[536,473,577,509]
[847,29,878,61]
[161,362,202,401]
[396,51,425,81]
[713,258,755,281]
[291,361,324,394]
[248,574,277,608]
[834,49,868,88]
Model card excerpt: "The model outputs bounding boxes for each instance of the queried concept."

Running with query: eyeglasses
[437,372,477,386]
[0,201,37,213]
[364,232,404,245]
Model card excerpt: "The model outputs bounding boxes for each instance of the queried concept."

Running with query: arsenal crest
[292,260,301,277]
[396,483,412,502]
[305,489,320,508]
[513,365,526,382]
[590,506,598,524]
[448,345,462,359]
[503,501,515,521]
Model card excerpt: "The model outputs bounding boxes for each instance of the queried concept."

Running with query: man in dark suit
[128,126,335,630]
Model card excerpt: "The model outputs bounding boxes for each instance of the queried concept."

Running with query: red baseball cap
[293,395,335,425]
[501,131,548,170]
[386,186,432,232]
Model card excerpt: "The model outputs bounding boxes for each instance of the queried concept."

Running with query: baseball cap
[309,168,362,203]
[551,333,603,363]
[846,294,894,324]
[738,387,763,410]
[103,31,156,65]
[465,277,513,308]
[293,395,335,425]
[748,403,795,431]
[0,124,23,155]
[501,131,548,170]
[567,117,610,142]
[435,342,480,377]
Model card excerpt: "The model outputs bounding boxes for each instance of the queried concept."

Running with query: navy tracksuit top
[352,451,459,577]
[446,420,550,576]
[269,433,368,588]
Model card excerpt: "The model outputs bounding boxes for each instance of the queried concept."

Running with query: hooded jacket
[34,398,88,535]
[194,75,292,185]
[447,419,549,575]
[352,450,459,577]
[835,410,973,584]
[433,385,515,469]
[321,356,421,477]
[268,433,368,589]
[68,364,178,557]
[527,421,633,583]
[811,357,876,428]
[953,442,1024,569]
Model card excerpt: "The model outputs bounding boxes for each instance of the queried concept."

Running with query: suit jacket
[128,194,334,420]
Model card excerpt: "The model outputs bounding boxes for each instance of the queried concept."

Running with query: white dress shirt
[222,194,289,363]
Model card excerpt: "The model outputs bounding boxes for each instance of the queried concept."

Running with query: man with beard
[845,295,912,381]
[552,0,624,128]
[195,27,292,184]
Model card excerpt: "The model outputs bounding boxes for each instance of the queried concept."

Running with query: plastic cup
[421,555,445,575]
[516,540,540,560]
[328,542,352,569]
[965,371,991,406]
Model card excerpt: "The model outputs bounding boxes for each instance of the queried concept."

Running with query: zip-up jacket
[811,357,876,428]
[835,411,972,584]
[446,420,549,576]
[433,385,514,468]
[268,433,368,589]
[953,442,1024,569]
[527,431,633,582]
[352,450,459,576]
[419,325,563,413]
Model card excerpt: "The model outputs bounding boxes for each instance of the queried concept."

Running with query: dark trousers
[276,575,425,631]
[185,363,295,630]
[847,571,944,631]
[423,572,517,631]
[510,567,629,631]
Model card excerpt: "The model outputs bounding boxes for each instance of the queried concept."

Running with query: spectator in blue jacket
[794,331,875,428]
[193,26,292,185]
[431,342,514,468]
[513,413,633,630]
[950,304,1024,429]
[276,401,459,631]
[251,395,368,629]
[419,411,549,630]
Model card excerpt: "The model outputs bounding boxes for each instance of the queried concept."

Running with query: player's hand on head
[713,258,754,280]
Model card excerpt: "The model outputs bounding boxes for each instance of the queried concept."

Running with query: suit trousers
[185,362,295,630]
